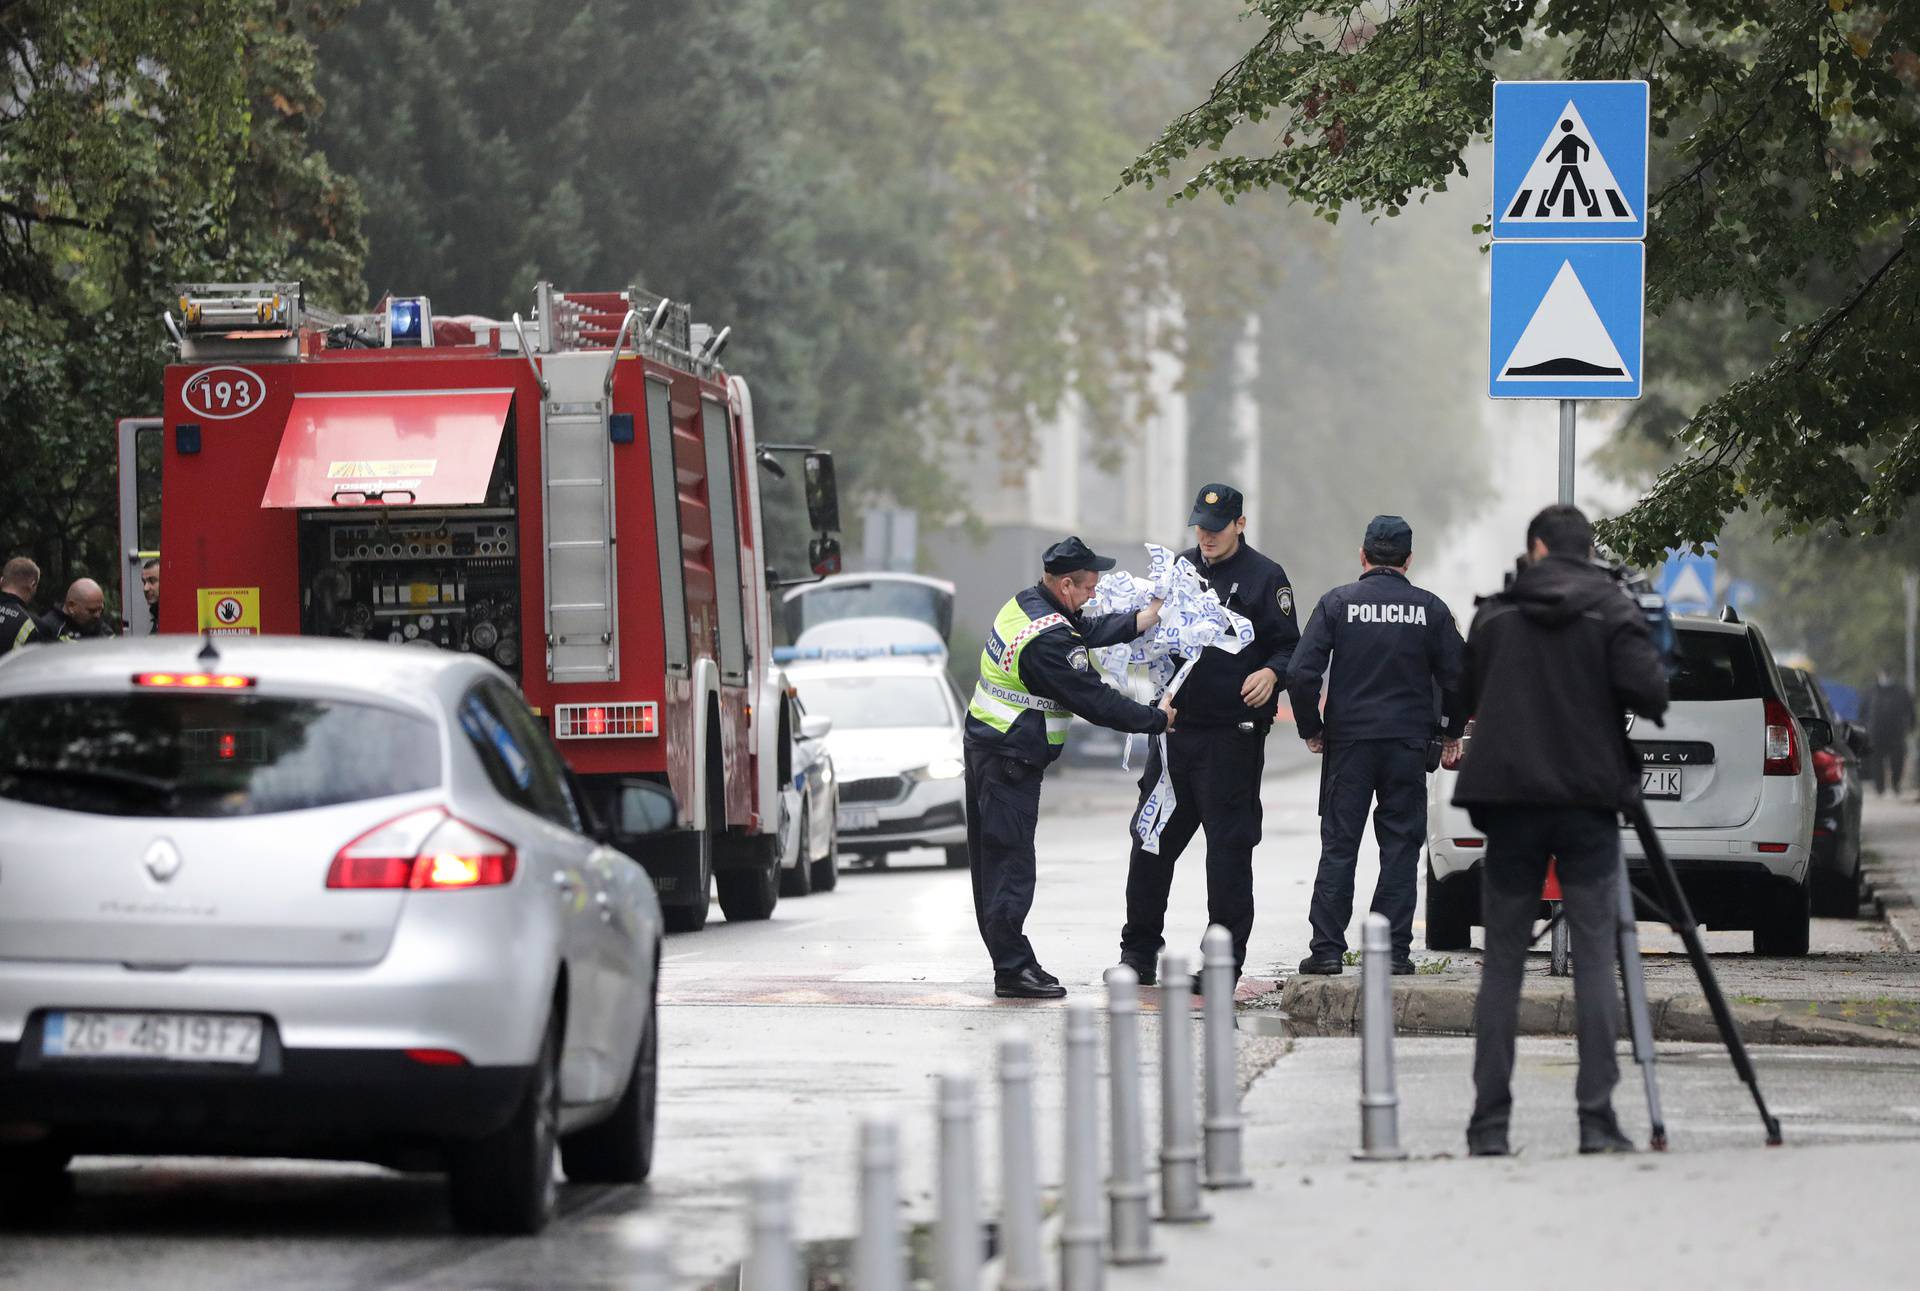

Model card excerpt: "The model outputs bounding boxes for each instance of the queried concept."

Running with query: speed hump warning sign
[197,587,261,636]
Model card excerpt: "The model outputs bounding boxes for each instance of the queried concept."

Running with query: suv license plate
[43,1011,263,1064]
[838,807,880,833]
[1642,768,1682,800]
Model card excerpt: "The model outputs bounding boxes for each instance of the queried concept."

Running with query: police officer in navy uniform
[1287,516,1466,975]
[1118,484,1300,990]
[965,537,1173,999]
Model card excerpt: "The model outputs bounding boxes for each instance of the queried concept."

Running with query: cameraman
[1452,505,1668,1157]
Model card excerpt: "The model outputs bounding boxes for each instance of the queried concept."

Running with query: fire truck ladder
[535,291,624,683]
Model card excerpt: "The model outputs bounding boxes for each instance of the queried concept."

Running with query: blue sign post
[1489,79,1649,526]
[1489,241,1644,400]
[1492,81,1649,241]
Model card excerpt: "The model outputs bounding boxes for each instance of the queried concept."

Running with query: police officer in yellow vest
[965,537,1174,998]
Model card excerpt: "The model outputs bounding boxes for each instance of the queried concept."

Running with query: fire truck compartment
[261,388,514,509]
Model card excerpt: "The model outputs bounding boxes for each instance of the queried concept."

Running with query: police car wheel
[1423,856,1475,951]
[811,807,840,892]
[779,810,815,897]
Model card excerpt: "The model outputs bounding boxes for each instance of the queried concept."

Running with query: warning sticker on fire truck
[197,587,261,636]
[327,460,437,479]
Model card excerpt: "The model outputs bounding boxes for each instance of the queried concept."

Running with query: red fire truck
[118,281,841,931]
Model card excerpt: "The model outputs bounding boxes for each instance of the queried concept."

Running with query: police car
[777,636,969,869]
[1425,612,1818,955]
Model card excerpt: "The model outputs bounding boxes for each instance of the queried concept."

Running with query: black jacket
[34,609,114,643]
[963,582,1168,766]
[1452,556,1670,812]
[0,591,41,656]
[1864,681,1914,741]
[1287,567,1466,744]
[1173,541,1301,728]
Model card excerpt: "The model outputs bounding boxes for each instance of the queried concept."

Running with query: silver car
[0,638,668,1233]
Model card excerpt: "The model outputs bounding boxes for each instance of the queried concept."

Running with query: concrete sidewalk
[1109,1036,1920,1290]
[1862,794,1920,952]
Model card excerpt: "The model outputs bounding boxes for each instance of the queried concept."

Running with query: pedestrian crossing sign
[1489,241,1643,399]
[1492,81,1648,241]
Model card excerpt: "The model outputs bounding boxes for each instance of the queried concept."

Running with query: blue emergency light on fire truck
[126,280,842,931]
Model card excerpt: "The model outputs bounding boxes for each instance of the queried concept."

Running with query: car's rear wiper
[0,763,182,800]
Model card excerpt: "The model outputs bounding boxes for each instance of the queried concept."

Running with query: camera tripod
[1532,792,1784,1149]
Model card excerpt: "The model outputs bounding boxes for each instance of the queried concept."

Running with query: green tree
[0,0,365,604]
[312,0,1273,525]
[1121,2,1920,566]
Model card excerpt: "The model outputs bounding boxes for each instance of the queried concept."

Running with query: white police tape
[1086,545,1253,854]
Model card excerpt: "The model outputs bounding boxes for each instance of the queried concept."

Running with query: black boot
[1578,1109,1636,1154]
[995,967,1067,999]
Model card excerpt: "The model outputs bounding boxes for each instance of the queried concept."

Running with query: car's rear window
[1669,630,1766,703]
[1780,671,1822,724]
[0,692,441,818]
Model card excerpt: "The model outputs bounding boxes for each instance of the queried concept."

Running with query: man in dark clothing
[1452,504,1669,1157]
[965,537,1173,998]
[141,558,161,633]
[1287,516,1466,975]
[1863,671,1913,794]
[1118,484,1299,989]
[36,578,114,642]
[0,557,42,656]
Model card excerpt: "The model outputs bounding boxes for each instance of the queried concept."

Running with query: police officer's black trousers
[1307,739,1427,963]
[1120,726,1265,976]
[964,746,1046,976]
[1469,807,1620,1132]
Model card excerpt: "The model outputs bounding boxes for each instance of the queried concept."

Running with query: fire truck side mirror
[611,779,680,839]
[802,451,840,535]
[809,535,843,579]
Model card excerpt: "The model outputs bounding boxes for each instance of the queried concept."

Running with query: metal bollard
[1103,967,1161,1265]
[936,1071,983,1291]
[854,1118,905,1291]
[1060,999,1104,1291]
[1355,913,1409,1161]
[1201,925,1251,1189]
[627,1218,673,1291]
[742,1159,800,1291]
[1156,952,1209,1223]
[997,1031,1046,1291]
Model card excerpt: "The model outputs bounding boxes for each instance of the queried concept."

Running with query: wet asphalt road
[2,755,1901,1288]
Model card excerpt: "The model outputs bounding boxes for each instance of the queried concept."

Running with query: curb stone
[1273,976,1920,1049]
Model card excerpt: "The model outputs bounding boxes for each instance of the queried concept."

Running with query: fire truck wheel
[717,857,780,921]
[779,810,815,897]
[660,828,712,933]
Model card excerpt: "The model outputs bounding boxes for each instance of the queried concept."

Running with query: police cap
[1042,536,1116,575]
[1188,483,1244,530]
[1363,514,1413,562]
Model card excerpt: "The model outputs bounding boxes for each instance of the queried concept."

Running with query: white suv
[1426,614,1818,956]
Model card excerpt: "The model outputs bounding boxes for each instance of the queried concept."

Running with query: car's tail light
[1763,700,1800,776]
[1811,748,1844,786]
[1757,842,1791,853]
[327,808,517,890]
[1452,838,1485,849]
[404,1048,470,1066]
[133,672,254,689]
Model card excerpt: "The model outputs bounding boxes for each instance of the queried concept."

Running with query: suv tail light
[1763,699,1800,776]
[327,808,518,890]
[1811,748,1844,786]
